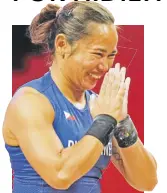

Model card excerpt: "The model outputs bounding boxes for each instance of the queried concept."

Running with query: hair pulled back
[28,1,115,54]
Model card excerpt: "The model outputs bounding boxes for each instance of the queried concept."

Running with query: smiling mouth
[88,73,101,80]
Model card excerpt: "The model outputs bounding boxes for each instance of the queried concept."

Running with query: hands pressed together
[90,63,131,122]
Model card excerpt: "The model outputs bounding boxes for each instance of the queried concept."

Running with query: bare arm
[111,136,157,191]
[4,87,103,190]
[109,64,157,191]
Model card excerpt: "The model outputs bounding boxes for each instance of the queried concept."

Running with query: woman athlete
[3,1,157,193]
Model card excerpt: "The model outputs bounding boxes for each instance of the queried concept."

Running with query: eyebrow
[94,48,118,55]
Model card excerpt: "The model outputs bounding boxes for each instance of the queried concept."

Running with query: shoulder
[14,72,53,95]
[6,87,55,128]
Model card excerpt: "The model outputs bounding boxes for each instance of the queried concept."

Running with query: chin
[82,82,97,91]
[79,77,98,91]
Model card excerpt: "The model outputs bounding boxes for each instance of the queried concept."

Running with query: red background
[12,25,144,193]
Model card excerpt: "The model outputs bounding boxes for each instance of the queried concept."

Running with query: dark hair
[28,1,115,54]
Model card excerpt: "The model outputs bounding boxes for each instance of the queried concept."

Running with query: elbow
[49,170,72,190]
[142,177,158,191]
[41,159,72,190]
[131,176,158,192]
[141,168,158,191]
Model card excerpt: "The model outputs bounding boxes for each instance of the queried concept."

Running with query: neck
[50,65,86,105]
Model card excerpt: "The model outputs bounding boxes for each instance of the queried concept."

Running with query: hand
[90,63,127,121]
[115,64,131,122]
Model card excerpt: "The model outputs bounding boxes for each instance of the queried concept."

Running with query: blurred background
[12,25,144,193]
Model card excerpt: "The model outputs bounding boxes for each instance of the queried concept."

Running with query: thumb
[89,94,97,110]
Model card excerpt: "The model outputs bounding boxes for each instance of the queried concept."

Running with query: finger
[120,67,126,83]
[106,68,115,98]
[125,77,131,92]
[116,82,126,105]
[89,94,97,111]
[124,77,131,103]
[114,63,120,73]
[101,68,114,102]
[111,66,121,97]
[99,72,109,99]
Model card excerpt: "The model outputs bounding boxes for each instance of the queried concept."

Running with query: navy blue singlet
[5,71,113,193]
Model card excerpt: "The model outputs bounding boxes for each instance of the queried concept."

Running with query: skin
[51,23,118,106]
[108,64,157,191]
[3,22,157,191]
[90,63,158,191]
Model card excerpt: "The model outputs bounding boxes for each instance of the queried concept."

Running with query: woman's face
[62,23,118,91]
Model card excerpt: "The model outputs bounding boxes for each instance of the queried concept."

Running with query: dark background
[12,25,144,193]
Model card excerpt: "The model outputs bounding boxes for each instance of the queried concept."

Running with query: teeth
[89,73,101,80]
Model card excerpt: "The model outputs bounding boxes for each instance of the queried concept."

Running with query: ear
[55,34,71,58]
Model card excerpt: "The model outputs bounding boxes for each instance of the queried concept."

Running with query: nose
[98,58,109,72]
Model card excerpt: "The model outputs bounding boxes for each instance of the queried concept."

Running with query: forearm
[57,114,116,188]
[118,138,157,191]
[59,135,103,185]
[112,115,158,191]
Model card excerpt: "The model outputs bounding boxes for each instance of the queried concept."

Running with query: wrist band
[86,114,117,146]
[114,115,138,148]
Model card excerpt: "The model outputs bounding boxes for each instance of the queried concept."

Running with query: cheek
[72,54,99,71]
[108,59,115,68]
[81,56,101,70]
[72,52,85,63]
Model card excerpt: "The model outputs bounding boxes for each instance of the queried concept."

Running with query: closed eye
[108,54,116,59]
[92,53,116,59]
[92,53,103,57]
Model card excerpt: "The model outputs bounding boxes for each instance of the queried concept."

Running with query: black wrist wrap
[86,114,117,146]
[114,115,138,148]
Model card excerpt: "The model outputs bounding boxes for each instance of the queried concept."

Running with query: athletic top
[5,71,113,193]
